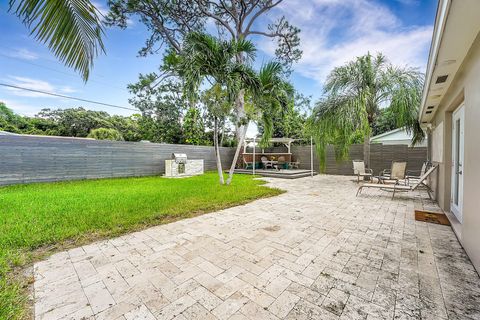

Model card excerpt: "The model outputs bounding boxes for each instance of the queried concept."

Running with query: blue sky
[0,0,437,118]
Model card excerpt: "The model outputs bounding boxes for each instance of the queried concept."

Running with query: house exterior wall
[429,32,480,273]
[370,128,428,147]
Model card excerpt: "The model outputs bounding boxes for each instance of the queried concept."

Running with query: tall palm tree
[164,32,260,185]
[166,32,294,185]
[309,53,424,170]
[9,0,105,81]
[224,62,293,185]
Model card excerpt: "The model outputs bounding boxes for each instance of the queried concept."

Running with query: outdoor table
[266,160,278,169]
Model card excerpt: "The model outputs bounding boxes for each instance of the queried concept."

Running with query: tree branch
[219,0,238,25]
[243,0,283,35]
[195,1,236,38]
[246,30,279,37]
[140,3,182,52]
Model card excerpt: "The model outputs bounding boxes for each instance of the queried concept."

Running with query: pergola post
[252,137,256,175]
[310,136,314,178]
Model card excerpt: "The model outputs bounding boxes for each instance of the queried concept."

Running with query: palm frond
[256,62,294,147]
[9,0,105,81]
[231,38,256,63]
[387,66,425,144]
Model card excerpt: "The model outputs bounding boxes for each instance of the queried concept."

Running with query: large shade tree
[8,0,105,81]
[106,0,301,182]
[309,53,424,170]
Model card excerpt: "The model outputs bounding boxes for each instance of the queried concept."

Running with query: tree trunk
[226,89,247,185]
[220,122,225,146]
[363,133,371,169]
[226,123,248,185]
[214,117,225,185]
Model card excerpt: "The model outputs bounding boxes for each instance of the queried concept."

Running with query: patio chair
[289,156,300,169]
[243,157,254,169]
[357,165,437,199]
[275,156,286,171]
[261,156,273,169]
[377,161,407,185]
[352,160,373,183]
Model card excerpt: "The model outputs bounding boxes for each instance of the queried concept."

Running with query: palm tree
[227,62,295,184]
[164,32,260,185]
[254,62,295,148]
[8,0,105,81]
[166,32,294,185]
[202,84,232,184]
[309,53,424,170]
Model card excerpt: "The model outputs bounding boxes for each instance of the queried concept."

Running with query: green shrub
[87,128,124,141]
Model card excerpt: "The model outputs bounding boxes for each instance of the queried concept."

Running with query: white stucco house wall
[370,127,427,147]
[420,0,480,274]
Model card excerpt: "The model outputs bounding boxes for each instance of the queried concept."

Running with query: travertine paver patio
[34,175,480,320]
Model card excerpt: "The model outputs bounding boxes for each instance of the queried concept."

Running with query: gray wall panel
[0,136,426,185]
[0,136,235,185]
[292,144,427,176]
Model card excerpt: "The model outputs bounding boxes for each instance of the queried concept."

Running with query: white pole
[253,137,256,175]
[310,136,314,177]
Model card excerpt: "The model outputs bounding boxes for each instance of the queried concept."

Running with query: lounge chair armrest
[381,169,391,176]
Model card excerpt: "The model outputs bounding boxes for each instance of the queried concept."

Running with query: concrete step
[234,169,318,179]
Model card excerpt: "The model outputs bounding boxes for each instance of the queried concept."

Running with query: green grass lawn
[0,173,281,320]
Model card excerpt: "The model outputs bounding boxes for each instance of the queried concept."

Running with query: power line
[0,53,126,90]
[0,83,138,112]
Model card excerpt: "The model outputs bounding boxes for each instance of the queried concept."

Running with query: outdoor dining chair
[275,156,286,171]
[261,156,274,169]
[289,156,300,169]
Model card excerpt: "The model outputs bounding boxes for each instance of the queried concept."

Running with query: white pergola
[242,136,314,177]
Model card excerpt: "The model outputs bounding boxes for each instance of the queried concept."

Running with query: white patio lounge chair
[357,165,437,199]
[352,160,373,183]
[406,161,430,185]
[377,161,407,185]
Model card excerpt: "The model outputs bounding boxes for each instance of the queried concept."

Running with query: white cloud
[259,0,432,87]
[395,0,420,5]
[3,76,77,98]
[60,86,77,94]
[1,48,39,61]
[16,48,39,60]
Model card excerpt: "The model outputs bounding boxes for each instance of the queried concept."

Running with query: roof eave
[419,0,451,123]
